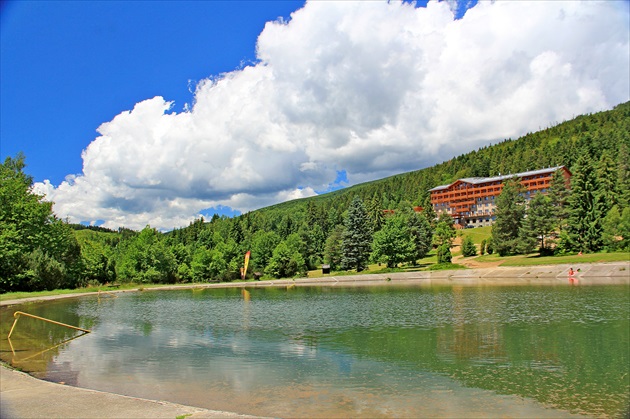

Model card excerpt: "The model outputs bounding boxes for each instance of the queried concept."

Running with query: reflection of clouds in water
[280,339,317,359]
[50,326,583,418]
[40,287,625,418]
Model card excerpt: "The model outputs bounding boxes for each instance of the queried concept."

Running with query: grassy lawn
[0,283,164,303]
[459,226,492,244]
[306,249,468,278]
[475,251,630,266]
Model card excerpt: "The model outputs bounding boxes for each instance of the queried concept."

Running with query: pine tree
[341,197,372,272]
[420,195,437,227]
[491,178,526,256]
[596,151,617,213]
[461,235,477,257]
[519,192,555,254]
[485,237,494,254]
[324,225,344,270]
[367,194,385,233]
[616,144,630,209]
[602,206,623,251]
[433,213,456,264]
[565,155,604,252]
[407,212,433,264]
[548,168,570,230]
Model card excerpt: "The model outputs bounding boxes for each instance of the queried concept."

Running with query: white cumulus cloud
[34,0,630,230]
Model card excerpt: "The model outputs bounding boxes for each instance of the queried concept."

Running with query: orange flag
[242,251,251,280]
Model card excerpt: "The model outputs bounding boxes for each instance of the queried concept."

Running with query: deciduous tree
[371,215,414,268]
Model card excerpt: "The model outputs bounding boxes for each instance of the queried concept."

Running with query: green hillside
[3,101,629,293]
[252,101,630,220]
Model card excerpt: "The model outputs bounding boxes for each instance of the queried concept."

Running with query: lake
[1,283,628,418]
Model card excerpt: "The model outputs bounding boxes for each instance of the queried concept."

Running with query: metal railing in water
[7,311,91,339]
[98,289,118,299]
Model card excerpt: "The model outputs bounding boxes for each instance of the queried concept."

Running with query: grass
[474,251,629,266]
[307,250,452,278]
[459,226,492,244]
[0,282,163,302]
[427,262,468,271]
[3,250,627,302]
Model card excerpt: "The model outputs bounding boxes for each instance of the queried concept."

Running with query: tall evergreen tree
[492,178,526,256]
[461,235,477,257]
[324,225,344,270]
[601,206,628,251]
[548,168,571,230]
[519,192,555,254]
[341,197,372,272]
[407,212,433,264]
[596,151,617,213]
[565,155,604,252]
[616,143,630,209]
[420,195,437,227]
[432,213,456,264]
[367,194,385,233]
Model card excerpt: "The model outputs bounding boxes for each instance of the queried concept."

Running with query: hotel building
[429,166,571,228]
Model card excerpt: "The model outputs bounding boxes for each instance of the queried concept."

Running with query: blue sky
[1,1,305,185]
[1,0,628,230]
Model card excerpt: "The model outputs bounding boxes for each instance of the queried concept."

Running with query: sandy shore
[0,365,265,419]
[1,261,628,418]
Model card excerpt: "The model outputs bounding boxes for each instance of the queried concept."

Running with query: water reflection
[0,284,628,418]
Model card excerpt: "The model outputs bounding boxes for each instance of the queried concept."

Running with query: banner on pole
[242,251,251,280]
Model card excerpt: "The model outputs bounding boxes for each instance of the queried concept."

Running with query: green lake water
[1,284,628,418]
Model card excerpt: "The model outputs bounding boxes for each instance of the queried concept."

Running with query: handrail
[7,333,87,360]
[7,311,91,339]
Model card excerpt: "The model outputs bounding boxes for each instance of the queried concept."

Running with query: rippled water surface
[1,284,628,418]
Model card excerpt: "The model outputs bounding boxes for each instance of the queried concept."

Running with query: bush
[25,248,66,291]
[461,236,477,257]
[436,243,452,264]
[486,237,494,254]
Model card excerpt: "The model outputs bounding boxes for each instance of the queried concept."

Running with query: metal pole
[7,311,91,339]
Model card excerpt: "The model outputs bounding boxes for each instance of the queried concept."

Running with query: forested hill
[2,101,628,293]
[247,100,630,223]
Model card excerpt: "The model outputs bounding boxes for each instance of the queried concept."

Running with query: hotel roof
[429,166,567,192]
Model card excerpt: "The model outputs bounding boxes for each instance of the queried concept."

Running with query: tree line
[1,101,629,293]
[491,150,630,256]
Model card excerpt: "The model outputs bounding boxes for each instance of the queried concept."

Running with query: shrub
[461,236,477,257]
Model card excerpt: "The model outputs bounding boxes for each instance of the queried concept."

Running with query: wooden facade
[429,166,571,228]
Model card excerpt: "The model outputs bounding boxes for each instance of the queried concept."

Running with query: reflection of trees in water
[0,286,627,417]
[330,287,629,417]
[0,299,93,375]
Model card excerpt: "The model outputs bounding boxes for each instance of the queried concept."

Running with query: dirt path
[452,255,504,269]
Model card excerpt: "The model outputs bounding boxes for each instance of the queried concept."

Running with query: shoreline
[0,365,265,419]
[1,261,628,418]
[2,261,628,307]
